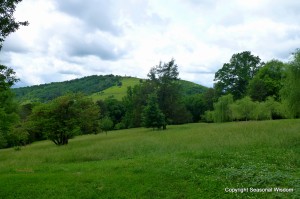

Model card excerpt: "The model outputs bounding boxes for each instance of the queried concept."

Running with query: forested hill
[12,75,122,102]
[12,75,208,103]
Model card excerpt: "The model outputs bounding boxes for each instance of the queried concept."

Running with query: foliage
[27,94,99,145]
[248,60,285,101]
[184,88,216,122]
[0,90,19,148]
[99,116,113,134]
[214,51,262,99]
[281,49,300,118]
[0,0,29,49]
[205,96,287,123]
[122,81,155,128]
[142,93,166,130]
[0,64,19,91]
[6,123,29,147]
[148,59,190,125]
[0,131,7,148]
[97,97,125,128]
[184,94,205,122]
[212,94,234,122]
[230,96,257,121]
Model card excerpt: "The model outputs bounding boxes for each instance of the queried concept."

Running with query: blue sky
[2,0,300,87]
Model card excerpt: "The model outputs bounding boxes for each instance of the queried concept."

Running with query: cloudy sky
[2,0,300,88]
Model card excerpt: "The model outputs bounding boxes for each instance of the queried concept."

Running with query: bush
[114,122,126,130]
[7,124,29,147]
[213,94,233,122]
[100,117,114,134]
[0,132,7,149]
[202,111,214,123]
[230,97,257,121]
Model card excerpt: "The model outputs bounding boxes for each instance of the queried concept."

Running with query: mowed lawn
[0,120,299,199]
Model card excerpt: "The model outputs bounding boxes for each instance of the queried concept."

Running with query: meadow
[0,120,299,199]
[90,77,141,101]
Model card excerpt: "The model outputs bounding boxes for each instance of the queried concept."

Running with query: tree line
[203,50,300,122]
[2,49,299,148]
[0,0,299,149]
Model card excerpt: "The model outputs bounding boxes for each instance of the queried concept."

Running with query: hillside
[12,75,122,102]
[12,75,208,103]
[90,77,141,101]
[0,120,298,198]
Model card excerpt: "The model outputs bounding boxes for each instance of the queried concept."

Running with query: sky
[2,0,300,88]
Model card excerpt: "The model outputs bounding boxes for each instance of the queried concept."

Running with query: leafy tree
[281,49,300,118]
[142,93,165,130]
[184,94,206,122]
[28,94,99,145]
[213,94,233,122]
[0,0,29,49]
[185,88,217,122]
[148,59,188,127]
[97,97,125,127]
[214,51,262,99]
[230,96,257,121]
[0,0,28,148]
[99,116,113,134]
[264,97,286,119]
[122,82,155,128]
[7,123,29,147]
[248,60,285,101]
[0,90,19,148]
[0,64,18,90]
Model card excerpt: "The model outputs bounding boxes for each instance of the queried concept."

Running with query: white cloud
[2,0,300,88]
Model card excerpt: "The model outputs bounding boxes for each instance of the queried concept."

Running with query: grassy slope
[0,120,299,198]
[90,77,208,102]
[90,77,141,101]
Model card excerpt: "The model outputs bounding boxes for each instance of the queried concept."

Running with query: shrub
[213,94,233,122]
[100,117,114,134]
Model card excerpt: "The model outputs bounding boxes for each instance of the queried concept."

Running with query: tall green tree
[0,89,19,148]
[281,49,300,118]
[148,59,190,127]
[214,51,262,100]
[248,60,285,101]
[0,0,28,49]
[122,82,155,128]
[0,0,28,148]
[0,64,19,148]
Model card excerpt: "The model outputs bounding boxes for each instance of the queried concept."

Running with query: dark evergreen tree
[147,59,190,127]
[142,93,165,130]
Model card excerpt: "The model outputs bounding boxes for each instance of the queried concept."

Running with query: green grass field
[0,120,299,198]
[90,77,141,101]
